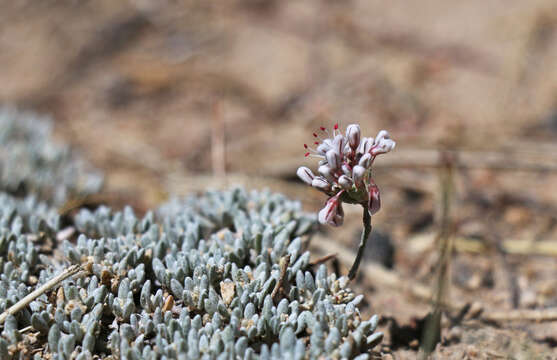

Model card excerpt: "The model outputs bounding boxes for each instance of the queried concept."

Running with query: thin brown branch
[272,255,291,303]
[309,253,337,266]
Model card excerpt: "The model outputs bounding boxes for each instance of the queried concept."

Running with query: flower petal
[374,130,389,143]
[332,134,345,156]
[352,165,366,184]
[356,137,373,156]
[358,153,372,168]
[338,175,353,190]
[311,176,331,191]
[341,163,352,176]
[325,149,341,170]
[296,166,314,185]
[316,142,331,155]
[371,130,396,156]
[318,164,336,183]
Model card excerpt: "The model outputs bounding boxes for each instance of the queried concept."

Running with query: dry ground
[2,1,557,358]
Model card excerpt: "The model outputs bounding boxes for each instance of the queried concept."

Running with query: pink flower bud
[338,175,353,190]
[325,149,341,170]
[358,153,372,168]
[367,182,381,215]
[312,176,331,191]
[352,165,366,183]
[318,193,344,226]
[346,124,361,149]
[318,165,336,183]
[296,166,314,185]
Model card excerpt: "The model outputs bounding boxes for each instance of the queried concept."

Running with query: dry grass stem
[409,235,557,257]
[421,151,455,355]
[211,100,226,177]
[483,308,557,322]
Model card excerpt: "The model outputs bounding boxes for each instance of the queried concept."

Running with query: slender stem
[348,207,372,280]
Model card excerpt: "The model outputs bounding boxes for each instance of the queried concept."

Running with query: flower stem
[348,207,372,280]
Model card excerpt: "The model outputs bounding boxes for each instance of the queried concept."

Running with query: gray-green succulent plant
[0,108,383,359]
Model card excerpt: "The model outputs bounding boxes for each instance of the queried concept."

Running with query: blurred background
[1,1,557,357]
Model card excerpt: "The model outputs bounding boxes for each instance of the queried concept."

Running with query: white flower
[296,123,395,226]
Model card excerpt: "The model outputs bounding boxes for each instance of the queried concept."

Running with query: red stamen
[320,126,326,131]
[313,133,318,137]
[304,144,308,149]
[305,152,310,157]
[314,141,319,145]
[334,123,338,130]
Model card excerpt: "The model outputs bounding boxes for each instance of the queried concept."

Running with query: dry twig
[309,253,337,266]
[272,255,290,303]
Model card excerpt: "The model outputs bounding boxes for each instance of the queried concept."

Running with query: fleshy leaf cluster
[0,108,383,359]
[0,107,103,206]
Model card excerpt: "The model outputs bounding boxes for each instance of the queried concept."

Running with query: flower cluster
[297,124,395,226]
